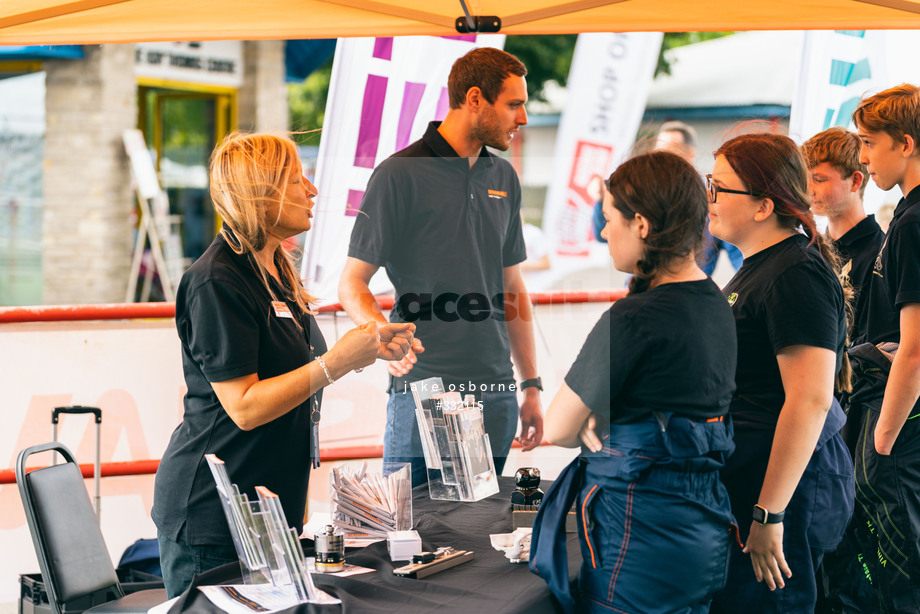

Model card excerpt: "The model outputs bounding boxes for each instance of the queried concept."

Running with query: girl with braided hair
[530,150,737,613]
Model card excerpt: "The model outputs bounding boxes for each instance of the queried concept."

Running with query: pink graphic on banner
[354,74,388,168]
[345,189,365,217]
[435,87,450,121]
[373,37,393,60]
[397,82,426,151]
[556,140,614,256]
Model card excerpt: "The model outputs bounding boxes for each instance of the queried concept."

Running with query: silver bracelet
[317,355,335,386]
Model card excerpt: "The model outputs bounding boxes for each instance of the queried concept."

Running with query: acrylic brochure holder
[411,377,500,501]
[204,454,338,605]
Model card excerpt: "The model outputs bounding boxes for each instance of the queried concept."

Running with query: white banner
[790,30,888,142]
[301,35,503,304]
[790,30,889,214]
[540,32,663,284]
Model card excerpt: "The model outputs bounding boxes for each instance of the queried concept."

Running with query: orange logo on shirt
[487,189,507,199]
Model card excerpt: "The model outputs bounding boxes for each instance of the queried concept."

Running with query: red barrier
[0,440,544,484]
[0,459,161,484]
[0,290,626,324]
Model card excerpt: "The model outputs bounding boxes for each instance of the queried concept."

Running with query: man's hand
[515,390,544,451]
[385,338,425,377]
[377,322,415,361]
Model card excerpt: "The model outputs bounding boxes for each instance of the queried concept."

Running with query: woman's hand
[744,522,792,590]
[327,321,380,376]
[578,414,603,452]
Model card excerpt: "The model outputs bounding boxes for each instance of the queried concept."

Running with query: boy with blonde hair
[850,83,920,613]
[802,127,883,339]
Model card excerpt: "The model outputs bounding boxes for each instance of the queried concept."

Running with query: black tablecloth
[168,476,580,613]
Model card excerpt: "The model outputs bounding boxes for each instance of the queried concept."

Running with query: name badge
[272,301,293,318]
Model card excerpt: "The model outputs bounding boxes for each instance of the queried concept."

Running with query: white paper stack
[330,463,412,539]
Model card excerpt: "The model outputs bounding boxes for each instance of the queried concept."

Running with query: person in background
[848,83,920,614]
[707,132,854,614]
[593,121,743,276]
[152,132,414,598]
[520,210,551,271]
[589,172,607,243]
[531,151,737,613]
[801,126,883,342]
[801,126,884,614]
[338,47,543,487]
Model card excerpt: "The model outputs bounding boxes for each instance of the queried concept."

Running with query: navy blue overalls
[530,412,737,614]
[712,398,854,614]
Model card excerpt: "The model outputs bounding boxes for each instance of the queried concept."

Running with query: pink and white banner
[301,35,504,304]
[540,32,663,283]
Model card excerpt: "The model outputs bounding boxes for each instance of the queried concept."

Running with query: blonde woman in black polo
[153,133,415,598]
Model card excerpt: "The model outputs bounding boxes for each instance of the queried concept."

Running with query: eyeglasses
[705,174,755,203]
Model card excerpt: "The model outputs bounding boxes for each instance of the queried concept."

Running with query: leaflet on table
[198,584,340,613]
[304,557,375,577]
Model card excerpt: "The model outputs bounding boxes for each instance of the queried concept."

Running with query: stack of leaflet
[330,462,412,539]
[411,377,499,502]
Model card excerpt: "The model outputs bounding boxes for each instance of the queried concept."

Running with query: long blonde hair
[209,131,316,316]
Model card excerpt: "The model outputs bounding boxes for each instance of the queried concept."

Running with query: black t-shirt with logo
[862,186,920,345]
[722,234,846,419]
[348,121,527,392]
[153,230,326,546]
[565,279,737,424]
[832,214,884,342]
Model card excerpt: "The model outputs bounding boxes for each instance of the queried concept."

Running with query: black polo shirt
[153,230,326,546]
[863,186,920,345]
[348,121,527,392]
[832,214,884,341]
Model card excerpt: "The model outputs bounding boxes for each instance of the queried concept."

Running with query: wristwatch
[752,504,785,525]
[519,377,543,391]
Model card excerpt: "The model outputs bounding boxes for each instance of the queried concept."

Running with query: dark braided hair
[605,150,707,295]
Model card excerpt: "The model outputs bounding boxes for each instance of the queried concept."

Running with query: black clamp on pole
[455,15,501,33]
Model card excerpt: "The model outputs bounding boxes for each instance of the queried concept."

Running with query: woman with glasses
[531,150,737,613]
[706,132,855,614]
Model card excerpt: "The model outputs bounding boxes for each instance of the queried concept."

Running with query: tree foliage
[656,31,733,76]
[287,54,333,145]
[503,35,578,102]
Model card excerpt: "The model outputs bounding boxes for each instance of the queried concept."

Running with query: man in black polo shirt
[801,127,884,342]
[338,47,543,486]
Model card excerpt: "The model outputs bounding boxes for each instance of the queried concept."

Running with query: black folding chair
[17,442,167,614]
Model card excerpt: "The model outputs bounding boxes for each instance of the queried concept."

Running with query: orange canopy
[1,0,920,45]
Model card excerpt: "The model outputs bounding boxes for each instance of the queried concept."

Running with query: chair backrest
[17,442,124,614]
